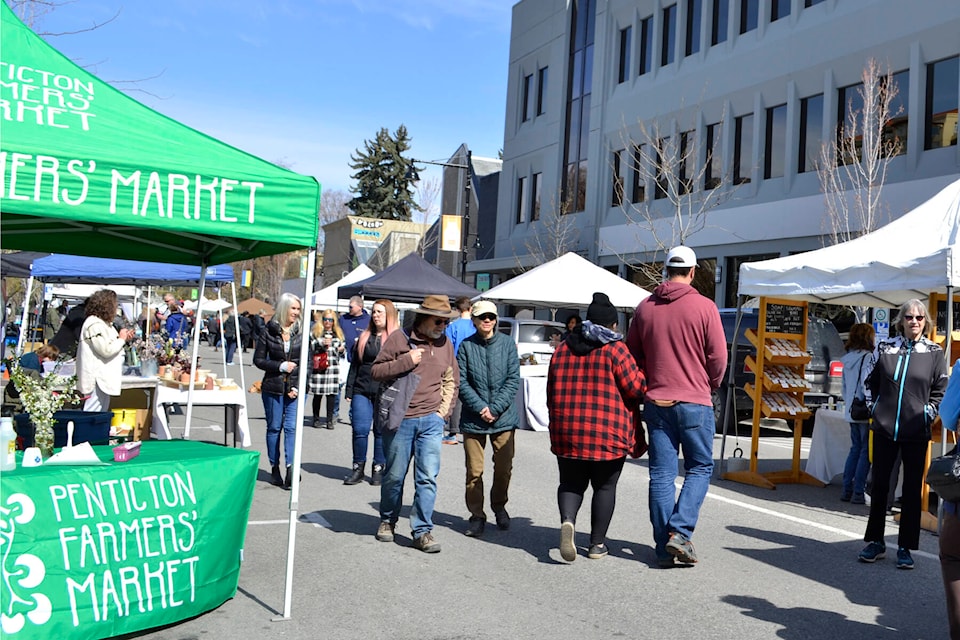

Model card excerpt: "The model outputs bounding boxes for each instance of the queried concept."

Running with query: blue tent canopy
[27,254,234,285]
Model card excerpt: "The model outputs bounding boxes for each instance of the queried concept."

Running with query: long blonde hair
[356,299,399,359]
[312,309,344,341]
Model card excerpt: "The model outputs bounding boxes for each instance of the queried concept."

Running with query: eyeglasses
[434,318,450,326]
[322,317,334,322]
[903,315,924,321]
[476,314,497,321]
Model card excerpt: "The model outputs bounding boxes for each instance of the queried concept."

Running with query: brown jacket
[372,328,459,419]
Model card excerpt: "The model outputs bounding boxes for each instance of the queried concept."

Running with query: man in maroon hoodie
[626,245,727,568]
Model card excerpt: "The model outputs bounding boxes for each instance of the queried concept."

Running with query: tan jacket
[77,316,126,396]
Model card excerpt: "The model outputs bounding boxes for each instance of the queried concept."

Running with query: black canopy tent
[337,253,480,304]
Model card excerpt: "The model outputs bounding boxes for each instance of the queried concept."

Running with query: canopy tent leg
[182,266,209,440]
[717,297,745,476]
[276,248,317,621]
[231,281,246,394]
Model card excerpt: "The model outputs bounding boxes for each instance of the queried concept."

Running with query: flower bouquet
[9,361,82,457]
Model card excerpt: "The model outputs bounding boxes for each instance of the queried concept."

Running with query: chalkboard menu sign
[764,302,804,335]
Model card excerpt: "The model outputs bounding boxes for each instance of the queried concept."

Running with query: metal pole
[460,150,472,284]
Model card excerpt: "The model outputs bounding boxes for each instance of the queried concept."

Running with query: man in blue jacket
[456,300,521,537]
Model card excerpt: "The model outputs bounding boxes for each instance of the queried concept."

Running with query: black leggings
[557,456,626,546]
[312,393,336,423]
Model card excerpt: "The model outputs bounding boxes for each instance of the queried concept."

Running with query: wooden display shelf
[744,329,811,365]
[745,383,812,419]
[745,357,811,392]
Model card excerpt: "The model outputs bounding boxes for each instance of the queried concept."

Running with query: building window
[740,0,758,34]
[516,176,528,224]
[711,0,728,45]
[764,103,787,179]
[522,74,534,122]
[798,93,823,173]
[685,0,702,57]
[612,149,625,206]
[704,122,721,189]
[639,16,653,76]
[679,131,694,194]
[885,70,909,156]
[925,55,959,150]
[770,0,790,21]
[531,172,542,221]
[655,138,669,199]
[618,27,632,83]
[804,0,825,7]
[537,67,549,115]
[661,4,677,67]
[632,145,646,202]
[734,113,753,184]
[562,0,594,213]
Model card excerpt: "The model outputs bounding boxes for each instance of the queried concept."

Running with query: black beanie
[586,292,617,327]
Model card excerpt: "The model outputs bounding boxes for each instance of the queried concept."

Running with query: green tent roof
[0,3,320,265]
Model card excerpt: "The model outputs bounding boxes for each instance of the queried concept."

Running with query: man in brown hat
[372,294,460,553]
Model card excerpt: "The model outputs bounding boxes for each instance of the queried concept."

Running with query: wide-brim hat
[414,294,459,318]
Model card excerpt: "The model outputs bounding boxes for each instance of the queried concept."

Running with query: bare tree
[613,109,740,287]
[819,57,902,247]
[519,189,580,271]
[412,176,442,256]
[318,188,351,250]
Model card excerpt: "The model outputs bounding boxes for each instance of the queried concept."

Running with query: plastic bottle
[0,416,16,471]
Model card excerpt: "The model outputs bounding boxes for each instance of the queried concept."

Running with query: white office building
[476,0,960,306]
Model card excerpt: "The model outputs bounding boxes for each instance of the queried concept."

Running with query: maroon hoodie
[625,281,727,406]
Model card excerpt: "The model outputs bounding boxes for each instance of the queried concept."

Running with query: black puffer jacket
[254,320,303,396]
[863,335,948,442]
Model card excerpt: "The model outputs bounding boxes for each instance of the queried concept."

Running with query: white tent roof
[479,252,651,311]
[738,178,960,308]
[310,264,375,309]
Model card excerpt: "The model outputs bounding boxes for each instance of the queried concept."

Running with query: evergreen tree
[347,125,421,221]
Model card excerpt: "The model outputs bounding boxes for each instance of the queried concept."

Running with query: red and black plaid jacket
[547,337,647,461]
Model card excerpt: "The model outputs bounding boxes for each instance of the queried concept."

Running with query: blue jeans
[225,337,238,364]
[646,402,715,559]
[379,413,444,538]
[263,391,297,468]
[350,393,385,466]
[842,422,871,496]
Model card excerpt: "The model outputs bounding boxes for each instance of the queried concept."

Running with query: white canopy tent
[738,177,960,308]
[310,264,375,309]
[478,252,651,313]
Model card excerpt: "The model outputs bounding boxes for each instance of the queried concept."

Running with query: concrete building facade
[477,0,960,306]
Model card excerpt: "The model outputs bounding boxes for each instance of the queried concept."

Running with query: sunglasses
[322,317,334,322]
[434,318,450,326]
[903,315,924,321]
[476,313,497,321]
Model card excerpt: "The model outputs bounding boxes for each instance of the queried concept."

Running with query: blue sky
[23,0,514,195]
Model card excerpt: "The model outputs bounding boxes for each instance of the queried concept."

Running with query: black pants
[557,456,625,546]
[864,435,927,549]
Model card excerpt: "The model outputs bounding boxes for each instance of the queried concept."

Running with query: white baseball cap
[665,246,697,268]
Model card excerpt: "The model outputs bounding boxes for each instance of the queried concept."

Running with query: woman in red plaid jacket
[546,292,647,562]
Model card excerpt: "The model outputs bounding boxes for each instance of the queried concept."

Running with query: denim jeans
[645,402,715,559]
[379,413,444,538]
[225,337,238,364]
[262,391,297,468]
[350,393,385,466]
[842,422,871,496]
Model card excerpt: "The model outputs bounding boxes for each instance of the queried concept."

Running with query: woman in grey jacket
[858,299,948,569]
[456,301,521,537]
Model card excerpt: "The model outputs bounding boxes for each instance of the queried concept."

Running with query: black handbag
[927,447,960,503]
[850,397,871,422]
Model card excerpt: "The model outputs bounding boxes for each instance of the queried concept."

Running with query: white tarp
[478,252,651,311]
[738,178,960,308]
[310,264,375,309]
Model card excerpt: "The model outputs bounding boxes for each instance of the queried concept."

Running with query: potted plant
[9,362,82,457]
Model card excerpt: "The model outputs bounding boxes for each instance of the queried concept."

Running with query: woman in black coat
[253,293,303,489]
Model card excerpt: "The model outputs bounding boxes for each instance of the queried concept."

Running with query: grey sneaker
[560,521,576,562]
[375,521,395,542]
[666,532,698,564]
[587,543,608,559]
[413,532,441,553]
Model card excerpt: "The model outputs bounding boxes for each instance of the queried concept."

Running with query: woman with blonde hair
[309,309,345,429]
[344,299,399,485]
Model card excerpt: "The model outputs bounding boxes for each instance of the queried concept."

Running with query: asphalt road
[134,343,949,640]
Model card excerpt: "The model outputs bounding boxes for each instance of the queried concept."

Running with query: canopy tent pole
[945,284,954,459]
[717,297,745,476]
[231,281,246,394]
[182,267,209,440]
[15,275,34,357]
[277,248,317,621]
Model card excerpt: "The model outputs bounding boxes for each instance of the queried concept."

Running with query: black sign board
[764,303,804,335]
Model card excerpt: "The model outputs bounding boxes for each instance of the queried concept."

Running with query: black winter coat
[254,320,303,396]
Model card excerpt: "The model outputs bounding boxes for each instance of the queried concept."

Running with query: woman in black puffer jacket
[254,293,303,489]
[858,299,948,569]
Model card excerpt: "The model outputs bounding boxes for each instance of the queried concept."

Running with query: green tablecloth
[0,441,259,639]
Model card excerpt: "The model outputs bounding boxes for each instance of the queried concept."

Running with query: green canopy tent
[1,4,318,630]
